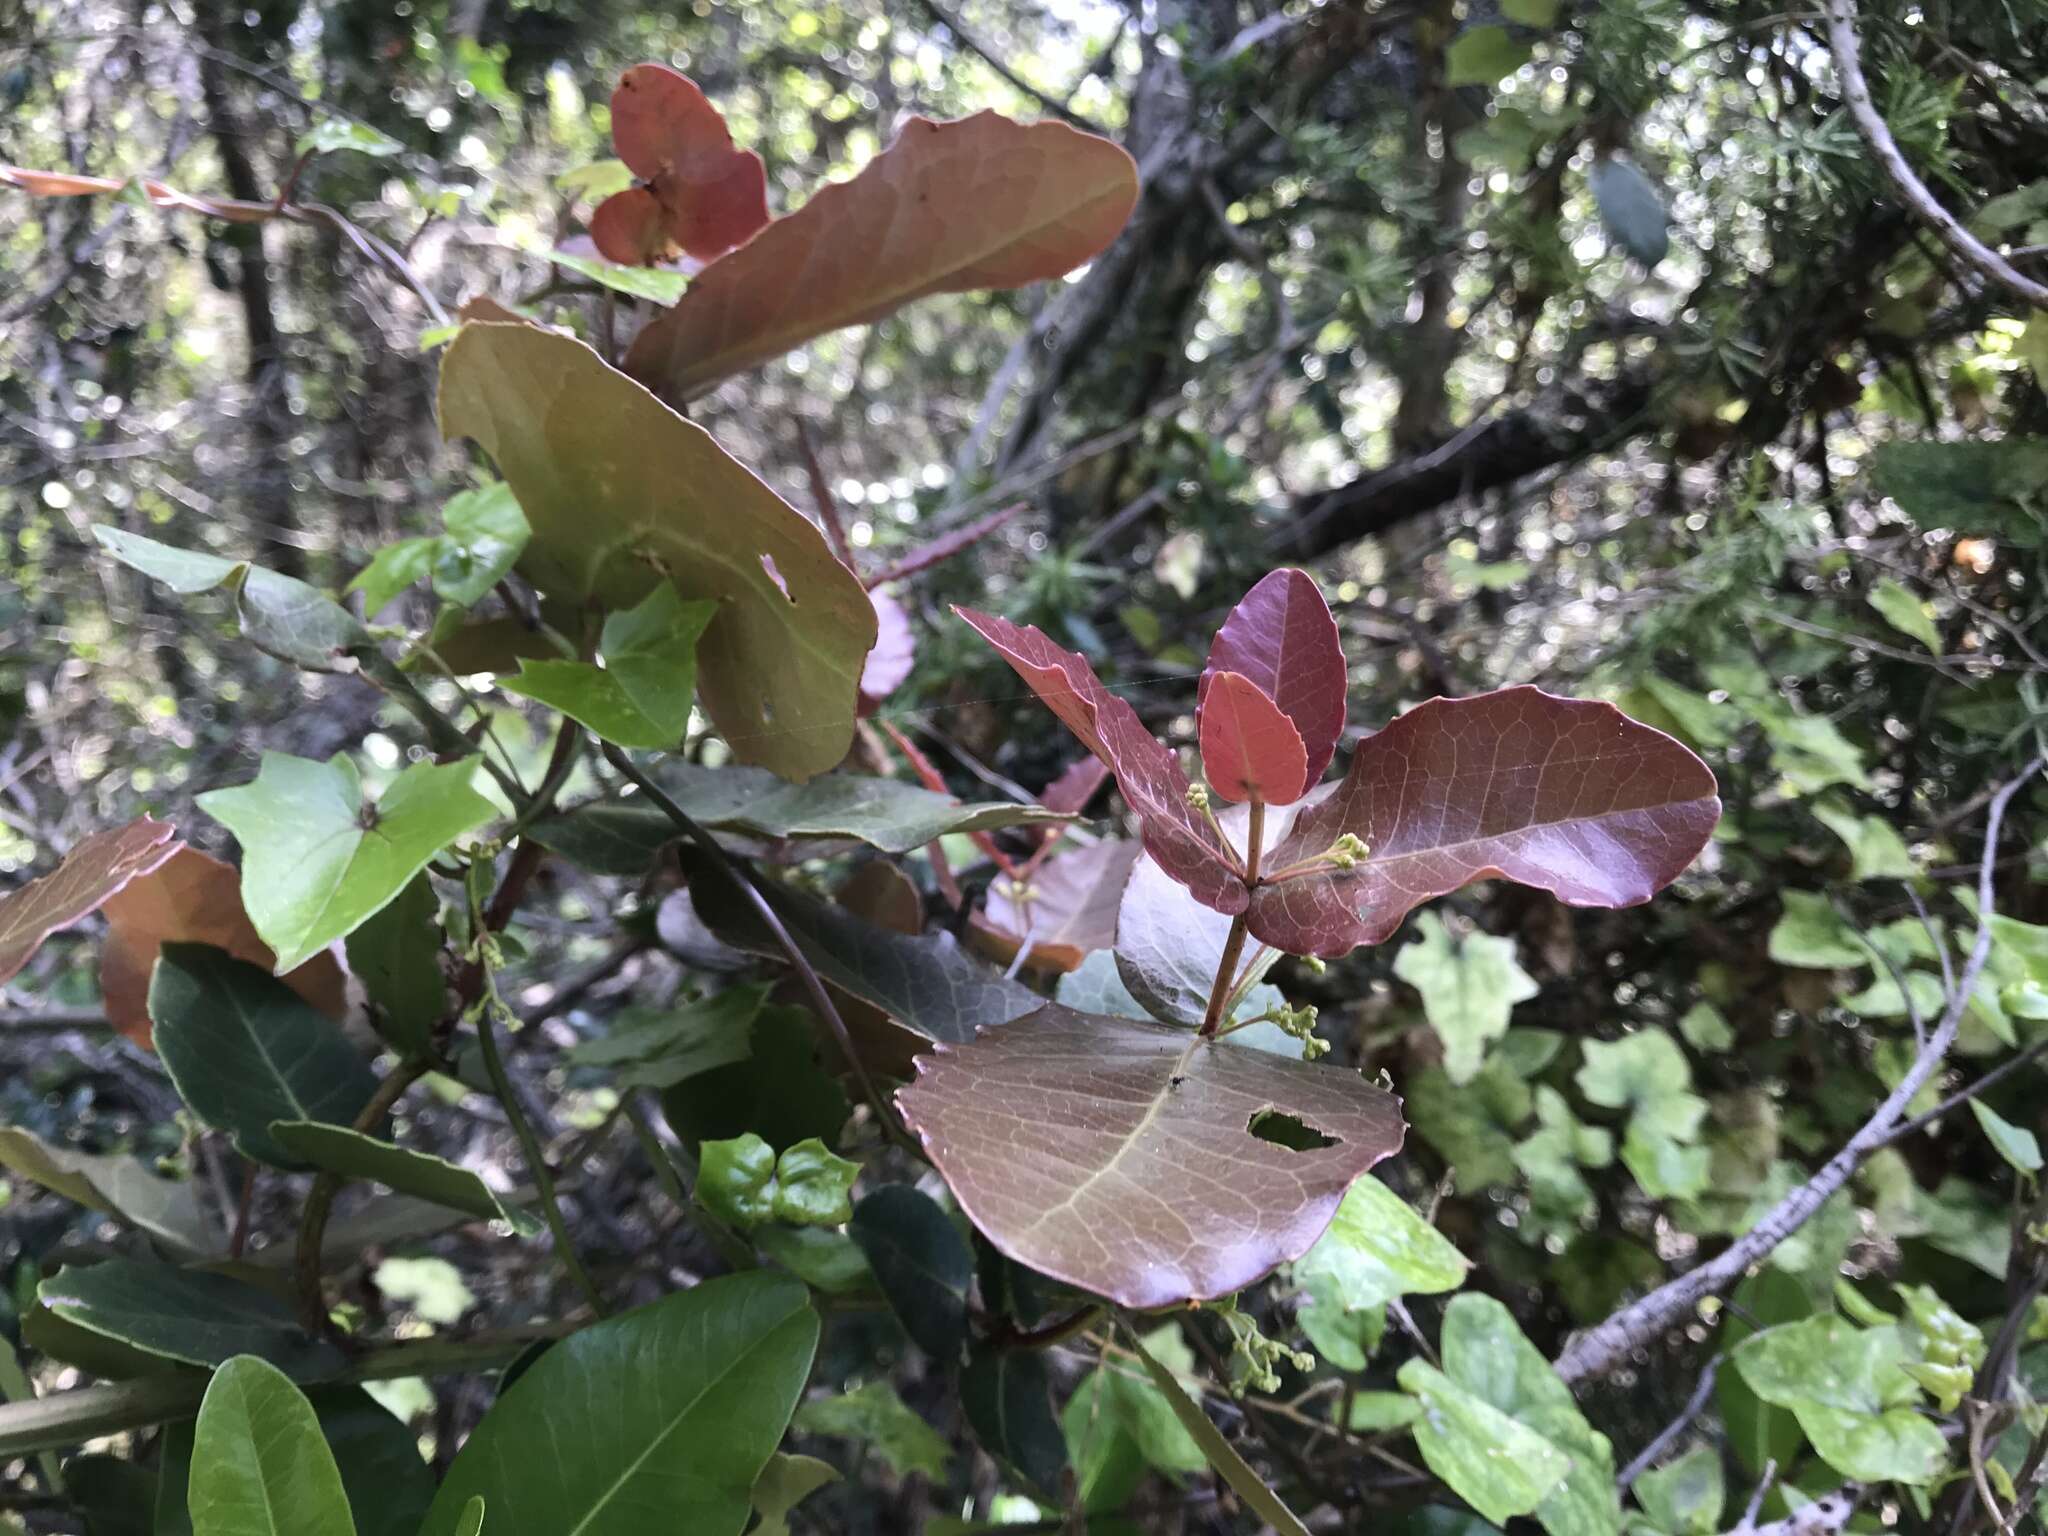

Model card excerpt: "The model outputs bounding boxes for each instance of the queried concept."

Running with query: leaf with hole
[625,111,1137,402]
[188,1357,355,1536]
[149,944,377,1171]
[37,1261,342,1378]
[437,321,876,780]
[0,817,179,989]
[198,753,495,974]
[897,1003,1405,1307]
[1247,688,1719,958]
[99,846,349,1051]
[418,1272,817,1536]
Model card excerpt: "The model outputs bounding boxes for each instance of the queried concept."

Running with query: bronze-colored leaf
[896,1004,1406,1308]
[971,838,1137,975]
[1247,688,1720,957]
[0,819,180,989]
[99,847,349,1049]
[625,113,1138,403]
[437,321,876,781]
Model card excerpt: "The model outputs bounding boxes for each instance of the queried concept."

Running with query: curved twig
[1823,0,2048,307]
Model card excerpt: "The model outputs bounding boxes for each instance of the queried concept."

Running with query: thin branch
[1617,1357,1721,1492]
[1557,759,2042,1384]
[1822,0,2048,307]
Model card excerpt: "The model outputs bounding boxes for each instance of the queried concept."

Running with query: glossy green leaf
[149,945,377,1171]
[419,1273,818,1536]
[1438,1294,1621,1536]
[453,1499,483,1536]
[1078,1324,1205,1478]
[1392,914,1538,1083]
[548,248,690,304]
[961,1348,1066,1497]
[1716,1270,1809,1477]
[503,586,716,749]
[351,484,529,617]
[94,528,369,674]
[1292,1175,1468,1318]
[198,753,496,973]
[188,1356,355,1536]
[754,1226,873,1294]
[795,1381,951,1480]
[1868,578,1943,655]
[1398,1359,1570,1527]
[267,1121,534,1229]
[343,874,445,1058]
[847,1185,972,1362]
[38,1260,342,1377]
[0,1125,214,1257]
[698,1134,858,1229]
[1633,1443,1723,1536]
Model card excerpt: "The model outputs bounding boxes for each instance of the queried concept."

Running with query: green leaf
[1677,1002,1734,1051]
[1438,1294,1621,1536]
[1620,1123,1711,1201]
[432,483,530,608]
[1398,1359,1570,1527]
[1095,1323,1206,1476]
[343,874,445,1058]
[556,159,635,198]
[549,248,691,305]
[1445,24,1532,86]
[698,1134,858,1229]
[94,528,368,674]
[503,586,717,749]
[296,118,404,158]
[1587,155,1669,265]
[1812,801,1919,882]
[0,1125,214,1257]
[1404,1059,1529,1190]
[1130,1333,1311,1536]
[371,1256,474,1326]
[961,1347,1067,1497]
[303,1386,438,1536]
[1633,1443,1724,1536]
[437,322,877,781]
[659,1002,849,1153]
[149,945,377,1171]
[349,540,437,618]
[1576,1029,1705,1141]
[1392,914,1538,1083]
[453,1499,483,1536]
[38,1260,342,1377]
[420,1273,818,1536]
[1716,1269,1809,1477]
[1867,578,1943,655]
[1731,1315,1948,1484]
[198,753,496,973]
[847,1185,972,1363]
[1062,1369,1147,1515]
[1501,0,1559,23]
[567,984,767,1088]
[266,1121,535,1230]
[795,1381,952,1481]
[1768,890,1868,969]
[1292,1176,1469,1319]
[1346,1392,1423,1431]
[754,1225,873,1294]
[1296,1284,1384,1371]
[189,1357,356,1536]
[1969,1099,2042,1173]
[748,1453,837,1536]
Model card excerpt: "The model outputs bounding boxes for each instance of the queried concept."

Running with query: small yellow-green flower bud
[1185,782,1211,812]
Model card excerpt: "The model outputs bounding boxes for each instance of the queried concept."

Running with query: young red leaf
[99,847,350,1050]
[0,818,181,988]
[896,1003,1406,1308]
[626,113,1140,404]
[953,607,1246,915]
[605,64,769,265]
[1037,756,1111,818]
[1199,669,1310,805]
[588,185,676,267]
[1201,568,1346,786]
[1246,687,1720,957]
[858,589,916,713]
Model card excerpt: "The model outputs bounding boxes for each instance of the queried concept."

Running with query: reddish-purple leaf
[605,64,769,265]
[859,588,917,713]
[1038,756,1110,818]
[1199,670,1310,805]
[972,837,1139,974]
[866,502,1025,589]
[953,607,1245,915]
[897,1003,1406,1308]
[1201,569,1346,786]
[0,819,181,988]
[588,185,676,267]
[1247,687,1720,957]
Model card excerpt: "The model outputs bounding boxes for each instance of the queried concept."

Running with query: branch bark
[1555,759,2043,1385]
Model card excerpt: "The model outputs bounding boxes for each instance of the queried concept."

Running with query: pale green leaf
[1392,913,1538,1083]
[1292,1175,1469,1316]
[794,1381,952,1480]
[189,1357,356,1536]
[297,118,403,158]
[1969,1100,2042,1173]
[1868,578,1943,656]
[1398,1359,1570,1527]
[503,586,716,748]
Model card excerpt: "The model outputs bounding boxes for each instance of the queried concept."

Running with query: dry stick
[597,743,901,1145]
[1823,0,2048,308]
[1556,759,2042,1384]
